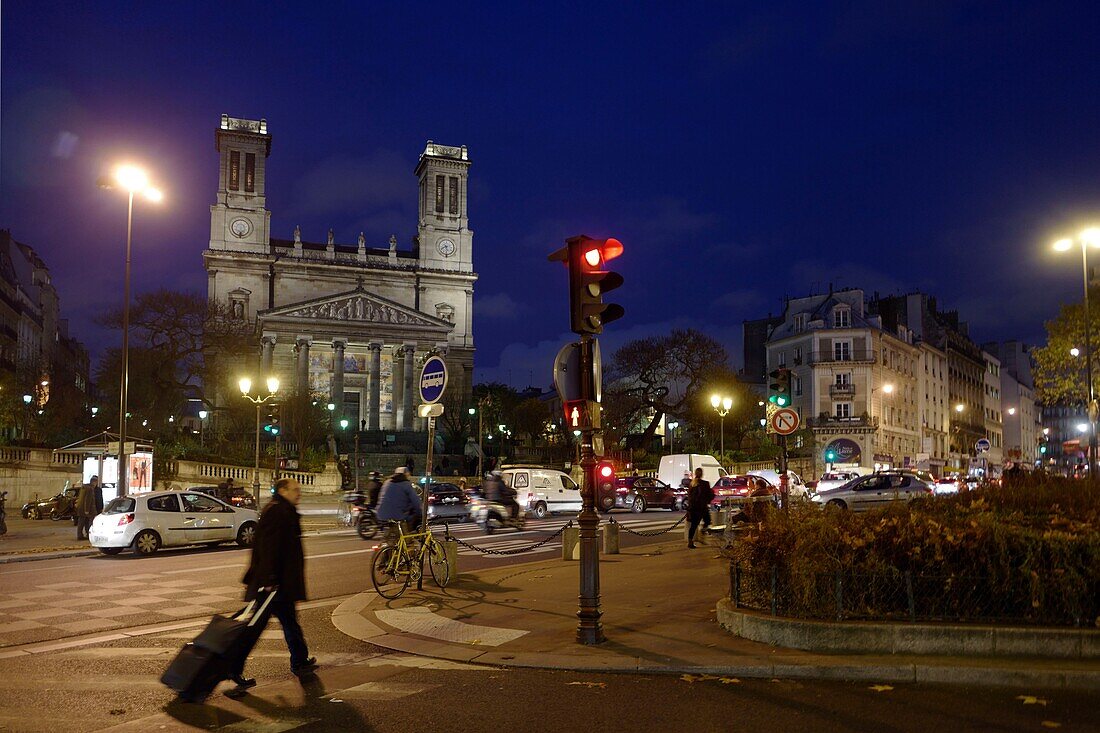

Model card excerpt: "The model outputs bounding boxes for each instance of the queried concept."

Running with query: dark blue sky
[4,1,1100,387]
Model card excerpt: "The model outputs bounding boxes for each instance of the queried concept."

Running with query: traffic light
[595,460,616,512]
[825,449,838,463]
[263,408,281,436]
[548,235,625,335]
[768,368,791,407]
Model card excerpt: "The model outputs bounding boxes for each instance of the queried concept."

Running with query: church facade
[203,115,476,432]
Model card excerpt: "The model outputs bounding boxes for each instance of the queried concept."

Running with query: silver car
[811,472,933,511]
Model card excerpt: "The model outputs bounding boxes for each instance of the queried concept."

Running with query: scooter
[471,497,526,535]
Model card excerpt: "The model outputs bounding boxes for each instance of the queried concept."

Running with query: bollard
[709,507,722,531]
[562,525,579,560]
[604,521,619,554]
[444,538,458,581]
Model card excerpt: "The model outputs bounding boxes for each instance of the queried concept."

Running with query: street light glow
[1053,238,1074,252]
[266,376,280,394]
[710,394,720,408]
[144,187,163,203]
[722,397,733,411]
[955,403,965,412]
[882,383,894,394]
[1082,227,1100,246]
[1007,407,1016,415]
[1071,347,1081,357]
[114,165,149,192]
[198,410,208,419]
[238,377,252,395]
[1078,423,1089,433]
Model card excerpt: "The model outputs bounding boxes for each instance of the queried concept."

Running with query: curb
[330,589,1100,690]
[0,548,99,564]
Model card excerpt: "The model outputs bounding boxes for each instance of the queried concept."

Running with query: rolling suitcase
[161,589,276,702]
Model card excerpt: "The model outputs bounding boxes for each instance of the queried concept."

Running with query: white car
[813,471,864,493]
[90,490,259,557]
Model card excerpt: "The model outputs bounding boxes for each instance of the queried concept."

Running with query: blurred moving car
[422,481,471,523]
[613,476,686,512]
[711,475,780,509]
[21,483,80,520]
[191,484,257,510]
[89,489,259,556]
[811,471,933,511]
[933,476,960,495]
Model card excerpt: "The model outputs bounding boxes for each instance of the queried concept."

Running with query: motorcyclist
[376,467,422,533]
[365,471,383,509]
[484,470,519,522]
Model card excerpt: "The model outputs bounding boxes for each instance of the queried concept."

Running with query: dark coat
[76,484,97,518]
[243,493,306,602]
[688,480,714,517]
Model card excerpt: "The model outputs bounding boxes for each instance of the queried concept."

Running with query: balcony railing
[808,415,879,429]
[829,383,856,398]
[809,349,876,365]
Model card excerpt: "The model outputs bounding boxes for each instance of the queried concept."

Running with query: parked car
[811,471,933,511]
[89,490,259,556]
[813,471,864,494]
[933,476,960,495]
[613,476,686,512]
[710,475,779,509]
[747,469,809,500]
[499,466,581,519]
[21,483,80,520]
[421,481,471,523]
[190,484,258,510]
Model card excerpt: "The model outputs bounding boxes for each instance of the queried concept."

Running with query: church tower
[209,114,272,254]
[415,142,473,273]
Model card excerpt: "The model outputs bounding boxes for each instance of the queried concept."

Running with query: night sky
[4,2,1100,388]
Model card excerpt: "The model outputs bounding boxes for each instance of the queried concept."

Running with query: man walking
[687,467,714,549]
[232,477,316,697]
[75,479,97,541]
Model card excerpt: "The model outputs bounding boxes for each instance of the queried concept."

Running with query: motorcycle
[471,497,526,535]
[355,506,381,540]
[0,490,8,536]
[340,491,381,540]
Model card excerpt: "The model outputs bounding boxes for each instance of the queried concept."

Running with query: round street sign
[770,407,800,436]
[419,356,448,404]
[975,438,991,453]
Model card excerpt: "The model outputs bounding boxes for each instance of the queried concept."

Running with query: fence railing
[729,562,1094,627]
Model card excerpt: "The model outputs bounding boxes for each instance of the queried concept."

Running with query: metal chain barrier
[609,514,687,537]
[442,521,574,556]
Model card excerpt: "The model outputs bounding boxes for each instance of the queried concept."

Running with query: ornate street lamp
[240,376,279,503]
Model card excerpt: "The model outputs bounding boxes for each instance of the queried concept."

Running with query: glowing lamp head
[266,377,280,395]
[722,397,733,411]
[710,394,721,408]
[1071,347,1081,357]
[238,377,252,395]
[339,418,349,429]
[1082,227,1100,247]
[955,403,965,412]
[882,384,894,394]
[1007,407,1016,416]
[1053,238,1074,252]
[1077,423,1089,433]
[327,403,335,411]
[198,410,208,419]
[144,187,163,203]
[114,165,149,193]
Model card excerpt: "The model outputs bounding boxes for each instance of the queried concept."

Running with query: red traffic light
[581,238,622,268]
[599,464,613,478]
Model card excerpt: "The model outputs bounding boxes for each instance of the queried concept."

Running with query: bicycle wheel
[357,513,380,540]
[427,540,450,588]
[371,545,410,599]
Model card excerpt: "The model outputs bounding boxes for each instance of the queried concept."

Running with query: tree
[1033,288,1100,406]
[512,398,551,447]
[605,328,735,445]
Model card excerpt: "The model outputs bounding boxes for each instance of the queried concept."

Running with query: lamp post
[98,165,162,496]
[198,409,207,447]
[240,376,279,504]
[710,394,733,460]
[667,420,679,454]
[1053,228,1100,478]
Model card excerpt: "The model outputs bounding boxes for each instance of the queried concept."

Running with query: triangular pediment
[259,287,452,330]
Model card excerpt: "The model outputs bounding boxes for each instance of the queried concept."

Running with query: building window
[794,314,806,332]
[833,341,851,361]
[245,153,256,192]
[229,150,240,191]
[435,175,445,213]
[835,402,852,419]
[777,351,786,367]
[794,376,802,396]
[449,176,459,214]
[834,307,850,328]
[835,372,851,386]
[794,346,803,364]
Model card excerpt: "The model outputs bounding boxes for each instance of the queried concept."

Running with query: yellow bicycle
[370,521,451,599]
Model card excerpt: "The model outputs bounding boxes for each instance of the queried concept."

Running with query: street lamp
[240,376,279,503]
[198,409,208,446]
[98,164,162,496]
[667,420,679,454]
[710,394,733,459]
[1053,228,1100,476]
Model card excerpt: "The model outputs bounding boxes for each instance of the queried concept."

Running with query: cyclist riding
[376,467,422,533]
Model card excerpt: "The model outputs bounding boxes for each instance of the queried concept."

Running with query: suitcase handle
[238,589,276,626]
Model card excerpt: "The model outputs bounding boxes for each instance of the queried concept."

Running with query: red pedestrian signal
[548,235,625,335]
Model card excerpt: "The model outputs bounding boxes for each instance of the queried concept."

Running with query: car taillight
[736,487,749,495]
[117,513,135,526]
[428,495,437,504]
[616,487,629,494]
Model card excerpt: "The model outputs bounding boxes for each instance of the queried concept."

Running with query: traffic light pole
[576,336,605,645]
[779,434,790,513]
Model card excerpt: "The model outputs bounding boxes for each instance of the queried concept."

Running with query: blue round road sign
[419,356,448,404]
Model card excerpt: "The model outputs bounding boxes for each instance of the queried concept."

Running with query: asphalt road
[2,510,1094,732]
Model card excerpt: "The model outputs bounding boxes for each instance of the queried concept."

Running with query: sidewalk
[332,539,1100,689]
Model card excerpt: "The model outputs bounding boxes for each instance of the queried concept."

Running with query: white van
[657,454,728,490]
[499,466,581,519]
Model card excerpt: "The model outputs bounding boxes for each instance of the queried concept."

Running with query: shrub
[727,476,1100,626]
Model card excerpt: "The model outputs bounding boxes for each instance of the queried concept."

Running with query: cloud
[477,293,523,321]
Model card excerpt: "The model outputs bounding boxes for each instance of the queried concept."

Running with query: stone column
[331,339,347,426]
[260,334,277,376]
[393,346,406,430]
[403,343,417,430]
[368,342,383,431]
[295,336,312,392]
